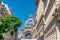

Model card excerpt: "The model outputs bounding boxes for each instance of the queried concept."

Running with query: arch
[25,32,31,39]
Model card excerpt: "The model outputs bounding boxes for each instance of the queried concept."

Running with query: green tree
[0,15,22,40]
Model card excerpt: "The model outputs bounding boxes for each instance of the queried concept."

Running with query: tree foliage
[0,15,22,40]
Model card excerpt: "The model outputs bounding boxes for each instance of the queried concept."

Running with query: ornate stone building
[32,0,44,40]
[32,0,60,40]
[18,15,35,40]
[0,1,14,40]
[0,1,13,17]
[44,0,60,40]
[15,0,60,40]
[24,15,34,39]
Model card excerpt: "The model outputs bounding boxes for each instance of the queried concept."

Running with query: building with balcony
[32,0,60,40]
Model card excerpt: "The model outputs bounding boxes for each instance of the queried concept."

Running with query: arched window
[27,23,33,27]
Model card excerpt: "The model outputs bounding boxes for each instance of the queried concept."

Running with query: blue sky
[3,0,37,31]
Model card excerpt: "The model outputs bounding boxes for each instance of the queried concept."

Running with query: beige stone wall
[32,0,44,39]
[33,0,60,40]
[44,0,60,40]
[36,0,44,23]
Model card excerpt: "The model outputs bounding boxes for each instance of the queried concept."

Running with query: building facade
[32,0,60,40]
[24,15,35,39]
[44,0,60,40]
[18,31,24,40]
[32,0,44,40]
[16,0,60,40]
[0,1,15,40]
[18,15,35,40]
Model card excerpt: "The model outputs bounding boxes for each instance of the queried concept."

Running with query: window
[27,23,33,27]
